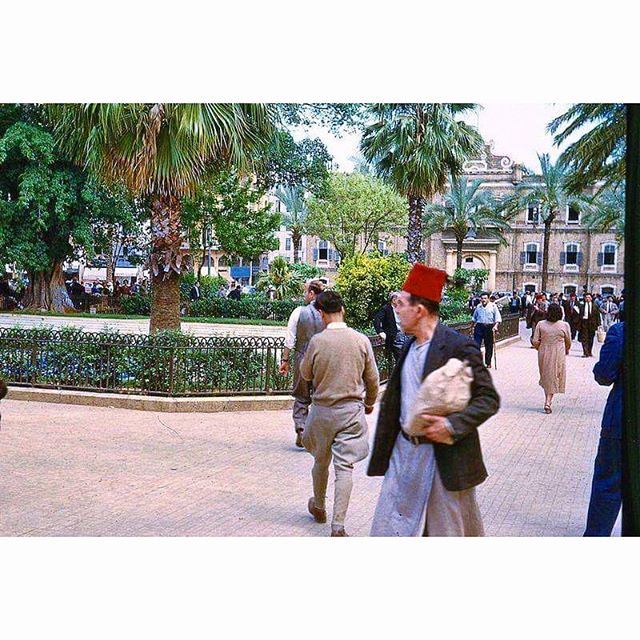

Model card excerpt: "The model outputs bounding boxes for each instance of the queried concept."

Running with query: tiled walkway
[0,321,618,536]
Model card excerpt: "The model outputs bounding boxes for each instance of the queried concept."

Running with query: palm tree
[275,185,307,263]
[582,185,625,241]
[256,255,303,300]
[48,103,277,332]
[501,153,593,292]
[360,103,483,263]
[548,104,626,193]
[424,176,511,269]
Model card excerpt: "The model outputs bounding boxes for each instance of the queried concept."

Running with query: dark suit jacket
[593,322,623,439]
[562,300,581,329]
[373,303,399,349]
[579,302,600,332]
[367,322,500,491]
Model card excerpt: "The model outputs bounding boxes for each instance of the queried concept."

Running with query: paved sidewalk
[0,322,618,536]
[0,313,286,337]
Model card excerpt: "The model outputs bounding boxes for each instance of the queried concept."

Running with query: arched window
[563,284,578,295]
[601,285,616,296]
[218,255,228,268]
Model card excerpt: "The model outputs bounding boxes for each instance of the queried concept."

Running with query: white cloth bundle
[404,358,473,437]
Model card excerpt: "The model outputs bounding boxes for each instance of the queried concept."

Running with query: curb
[6,386,294,413]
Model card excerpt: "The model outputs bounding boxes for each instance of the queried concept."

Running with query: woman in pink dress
[531,303,572,413]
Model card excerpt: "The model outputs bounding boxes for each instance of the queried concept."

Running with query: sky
[293,103,574,173]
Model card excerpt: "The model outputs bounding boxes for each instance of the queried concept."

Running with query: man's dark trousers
[584,437,621,535]
[581,329,596,356]
[473,323,494,367]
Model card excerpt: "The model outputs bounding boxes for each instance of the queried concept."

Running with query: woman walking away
[531,303,571,414]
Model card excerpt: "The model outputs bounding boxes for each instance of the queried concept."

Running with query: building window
[218,255,228,268]
[565,243,579,265]
[285,237,292,251]
[464,256,474,264]
[527,205,540,224]
[523,283,536,294]
[563,284,577,295]
[318,240,329,261]
[567,205,580,224]
[601,285,615,296]
[378,240,388,256]
[525,243,539,264]
[603,243,616,266]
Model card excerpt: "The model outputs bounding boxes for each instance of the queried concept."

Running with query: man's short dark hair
[315,290,344,314]
[479,291,489,298]
[547,303,563,322]
[409,294,440,315]
[307,279,325,296]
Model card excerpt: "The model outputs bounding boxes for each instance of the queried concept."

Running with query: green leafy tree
[255,255,303,300]
[279,104,366,134]
[424,175,510,269]
[257,130,332,195]
[335,253,410,331]
[305,172,407,260]
[548,103,625,193]
[48,103,277,333]
[0,109,138,310]
[182,169,280,274]
[501,153,595,292]
[361,103,484,263]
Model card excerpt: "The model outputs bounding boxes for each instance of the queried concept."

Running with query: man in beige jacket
[300,290,380,537]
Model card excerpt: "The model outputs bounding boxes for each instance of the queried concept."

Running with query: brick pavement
[0,321,619,536]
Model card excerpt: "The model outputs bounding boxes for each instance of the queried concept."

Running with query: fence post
[168,347,175,396]
[265,346,272,394]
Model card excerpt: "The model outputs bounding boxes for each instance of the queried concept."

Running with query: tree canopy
[305,172,407,260]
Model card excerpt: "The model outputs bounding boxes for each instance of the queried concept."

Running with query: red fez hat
[402,263,447,303]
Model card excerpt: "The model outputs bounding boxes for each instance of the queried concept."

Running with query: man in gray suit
[279,279,326,447]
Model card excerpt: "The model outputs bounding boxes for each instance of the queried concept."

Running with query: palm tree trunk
[541,217,553,293]
[23,262,74,312]
[292,231,302,264]
[149,194,183,334]
[407,194,425,264]
[456,238,464,269]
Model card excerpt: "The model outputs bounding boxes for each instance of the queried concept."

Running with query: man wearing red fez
[368,263,500,536]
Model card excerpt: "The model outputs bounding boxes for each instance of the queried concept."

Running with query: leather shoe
[308,498,327,524]
[295,431,304,448]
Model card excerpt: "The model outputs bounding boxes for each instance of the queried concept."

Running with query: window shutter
[560,252,566,266]
[328,249,334,261]
[536,252,542,265]
[577,252,583,267]
[597,252,603,266]
[520,251,526,265]
[313,248,318,261]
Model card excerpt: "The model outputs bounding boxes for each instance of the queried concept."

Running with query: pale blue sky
[293,103,575,174]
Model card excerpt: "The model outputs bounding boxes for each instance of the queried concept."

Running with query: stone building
[345,143,624,296]
[422,143,624,296]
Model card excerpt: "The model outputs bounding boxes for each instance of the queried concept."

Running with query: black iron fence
[0,314,520,397]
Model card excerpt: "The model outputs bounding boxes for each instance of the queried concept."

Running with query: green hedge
[119,293,300,321]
